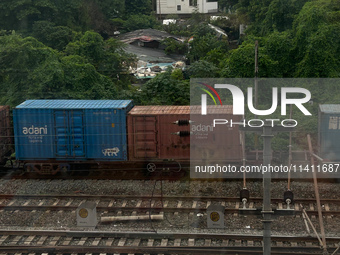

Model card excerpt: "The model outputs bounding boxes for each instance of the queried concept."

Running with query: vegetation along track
[0,230,339,254]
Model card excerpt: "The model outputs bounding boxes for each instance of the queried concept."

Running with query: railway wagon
[12,100,243,174]
[189,105,243,164]
[318,104,340,162]
[13,100,133,174]
[127,105,191,171]
[127,105,243,172]
[0,105,12,164]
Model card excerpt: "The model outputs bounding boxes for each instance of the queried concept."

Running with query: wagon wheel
[60,164,73,176]
[172,161,182,172]
[147,163,157,172]
[23,163,33,172]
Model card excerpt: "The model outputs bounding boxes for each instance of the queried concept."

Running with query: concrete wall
[156,0,218,15]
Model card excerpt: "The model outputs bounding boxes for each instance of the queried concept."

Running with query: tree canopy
[0,0,339,110]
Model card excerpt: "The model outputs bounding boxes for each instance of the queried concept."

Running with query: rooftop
[15,100,133,109]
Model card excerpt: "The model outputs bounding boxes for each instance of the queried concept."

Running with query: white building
[156,0,218,15]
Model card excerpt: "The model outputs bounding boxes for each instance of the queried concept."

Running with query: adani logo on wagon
[22,125,48,135]
[22,125,48,144]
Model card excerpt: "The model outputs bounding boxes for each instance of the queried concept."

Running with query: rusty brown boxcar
[127,106,191,162]
[0,105,12,163]
[127,105,242,167]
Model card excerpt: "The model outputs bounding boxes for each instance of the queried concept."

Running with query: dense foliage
[0,0,339,112]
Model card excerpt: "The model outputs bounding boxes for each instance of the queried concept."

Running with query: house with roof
[156,0,218,15]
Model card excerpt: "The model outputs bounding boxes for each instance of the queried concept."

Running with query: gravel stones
[0,178,339,236]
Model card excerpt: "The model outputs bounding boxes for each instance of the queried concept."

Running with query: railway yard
[0,100,340,254]
[0,173,339,255]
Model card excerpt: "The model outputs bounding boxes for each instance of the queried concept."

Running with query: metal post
[288,105,293,190]
[254,40,259,149]
[307,134,328,254]
[241,131,247,189]
[262,123,274,255]
[254,40,259,109]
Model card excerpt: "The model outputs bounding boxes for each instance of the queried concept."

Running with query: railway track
[0,229,339,255]
[0,167,189,181]
[0,194,339,254]
[0,194,339,216]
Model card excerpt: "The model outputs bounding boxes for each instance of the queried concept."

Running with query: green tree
[187,33,229,63]
[186,60,220,78]
[125,0,152,15]
[65,31,136,84]
[32,21,77,51]
[122,14,159,31]
[138,69,190,105]
[94,0,125,19]
[61,55,116,99]
[264,31,295,77]
[0,34,61,105]
[292,0,340,77]
[218,0,238,12]
[221,41,281,77]
[65,31,105,65]
[0,34,118,106]
[163,38,188,55]
[295,24,340,77]
[261,0,308,35]
[0,0,57,31]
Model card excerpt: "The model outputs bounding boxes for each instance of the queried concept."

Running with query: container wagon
[318,104,340,162]
[127,105,243,172]
[13,100,133,174]
[12,100,243,174]
[127,106,191,172]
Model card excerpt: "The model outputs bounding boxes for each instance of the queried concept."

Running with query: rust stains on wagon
[128,106,191,161]
[127,105,242,163]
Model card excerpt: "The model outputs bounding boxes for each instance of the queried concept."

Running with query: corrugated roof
[319,104,340,114]
[128,105,234,115]
[119,29,184,44]
[15,100,133,109]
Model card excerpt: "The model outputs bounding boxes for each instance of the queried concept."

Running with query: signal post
[240,122,294,255]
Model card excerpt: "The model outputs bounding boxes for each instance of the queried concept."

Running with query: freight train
[0,100,339,175]
[7,100,243,174]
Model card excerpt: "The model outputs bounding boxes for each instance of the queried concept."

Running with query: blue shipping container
[13,100,133,161]
[318,104,340,161]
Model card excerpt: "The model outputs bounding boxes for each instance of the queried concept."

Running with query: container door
[54,110,85,158]
[55,110,69,157]
[69,110,85,157]
[133,116,158,158]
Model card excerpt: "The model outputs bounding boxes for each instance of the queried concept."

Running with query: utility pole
[287,105,293,190]
[262,123,274,255]
[254,40,259,149]
[254,40,259,110]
